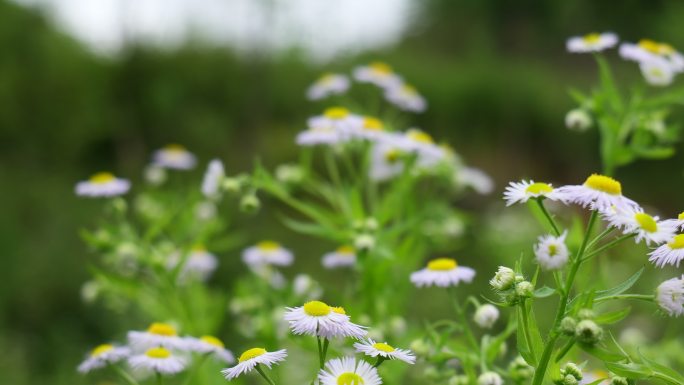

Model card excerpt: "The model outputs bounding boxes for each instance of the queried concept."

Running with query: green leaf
[605,362,652,379]
[632,146,676,160]
[594,307,631,325]
[595,268,644,300]
[533,286,556,298]
[639,350,684,384]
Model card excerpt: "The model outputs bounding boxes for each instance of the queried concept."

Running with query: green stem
[322,338,330,367]
[536,198,561,236]
[156,372,163,385]
[373,356,387,368]
[554,339,575,363]
[181,353,209,385]
[317,336,324,368]
[519,300,536,360]
[112,364,141,385]
[582,233,636,262]
[255,364,276,385]
[449,288,479,350]
[531,211,597,385]
[586,226,615,250]
[595,293,654,303]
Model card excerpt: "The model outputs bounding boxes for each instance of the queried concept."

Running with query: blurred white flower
[410,258,475,288]
[656,275,684,316]
[152,144,197,170]
[307,73,350,100]
[534,231,570,270]
[566,32,618,53]
[201,159,225,198]
[75,172,130,197]
[473,304,500,329]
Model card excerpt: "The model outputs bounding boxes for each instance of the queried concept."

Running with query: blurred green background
[1,0,684,383]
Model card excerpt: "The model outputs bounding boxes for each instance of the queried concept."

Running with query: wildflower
[455,166,494,195]
[478,371,503,385]
[369,142,406,181]
[473,304,500,329]
[221,348,287,380]
[620,39,684,73]
[296,125,344,146]
[566,32,618,53]
[127,322,187,350]
[144,165,167,185]
[398,129,445,161]
[354,234,376,252]
[554,174,639,211]
[185,335,235,363]
[608,376,629,385]
[410,258,476,288]
[353,61,403,89]
[201,159,225,199]
[503,180,561,206]
[600,206,677,245]
[318,357,382,385]
[508,356,535,382]
[239,193,261,213]
[649,234,684,267]
[284,301,366,339]
[167,246,218,281]
[556,363,583,385]
[309,107,364,134]
[322,246,357,269]
[195,201,217,220]
[515,281,534,298]
[77,344,130,373]
[349,116,387,141]
[384,83,427,112]
[560,317,578,336]
[534,231,570,270]
[75,172,130,197]
[293,274,323,298]
[580,370,610,385]
[152,144,197,170]
[490,266,516,291]
[639,58,676,86]
[275,163,305,184]
[128,347,186,375]
[242,241,293,267]
[354,339,416,364]
[655,275,684,317]
[565,109,592,131]
[575,320,603,345]
[307,73,350,100]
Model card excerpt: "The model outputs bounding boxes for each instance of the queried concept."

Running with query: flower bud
[575,319,603,345]
[560,316,577,336]
[610,376,629,385]
[365,218,379,231]
[222,177,243,194]
[561,374,578,385]
[275,163,305,184]
[239,193,260,213]
[577,308,595,320]
[354,234,375,251]
[515,281,534,298]
[144,165,166,185]
[565,109,592,131]
[508,356,535,382]
[490,266,516,291]
[478,371,503,385]
[473,304,500,329]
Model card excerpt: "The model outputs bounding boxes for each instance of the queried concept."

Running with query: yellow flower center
[427,258,457,271]
[91,344,114,357]
[145,347,171,359]
[634,213,657,233]
[639,39,675,55]
[668,234,684,249]
[338,372,365,385]
[200,335,224,348]
[164,143,187,153]
[303,300,331,316]
[324,107,350,120]
[363,117,384,131]
[584,174,622,195]
[548,244,558,256]
[373,342,395,352]
[192,245,206,252]
[402,84,417,95]
[320,73,335,83]
[525,182,553,195]
[369,61,392,74]
[336,245,355,254]
[384,148,402,163]
[331,306,346,315]
[147,322,177,336]
[238,348,267,362]
[89,172,116,184]
[257,241,280,251]
[583,33,601,44]
[407,129,434,144]
[678,211,684,221]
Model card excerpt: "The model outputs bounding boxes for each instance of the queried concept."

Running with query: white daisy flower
[473,304,500,329]
[534,231,570,270]
[656,275,684,317]
[317,306,368,340]
[307,107,364,135]
[554,174,639,211]
[167,246,219,281]
[75,172,130,197]
[307,73,350,100]
[77,344,130,373]
[242,241,294,267]
[649,234,684,268]
[349,116,387,141]
[639,57,676,86]
[503,180,560,206]
[397,129,445,162]
[353,339,416,364]
[662,211,684,231]
[127,322,187,350]
[455,166,494,195]
[152,144,197,170]
[353,61,403,89]
[566,32,618,53]
[490,266,516,291]
[565,109,592,131]
[410,258,476,288]
[221,348,287,380]
[318,357,382,385]
[322,246,357,269]
[620,39,684,73]
[369,142,405,181]
[185,335,235,363]
[600,206,677,245]
[201,159,225,199]
[478,371,503,385]
[580,370,610,384]
[128,347,186,375]
[384,83,427,113]
[296,126,344,146]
